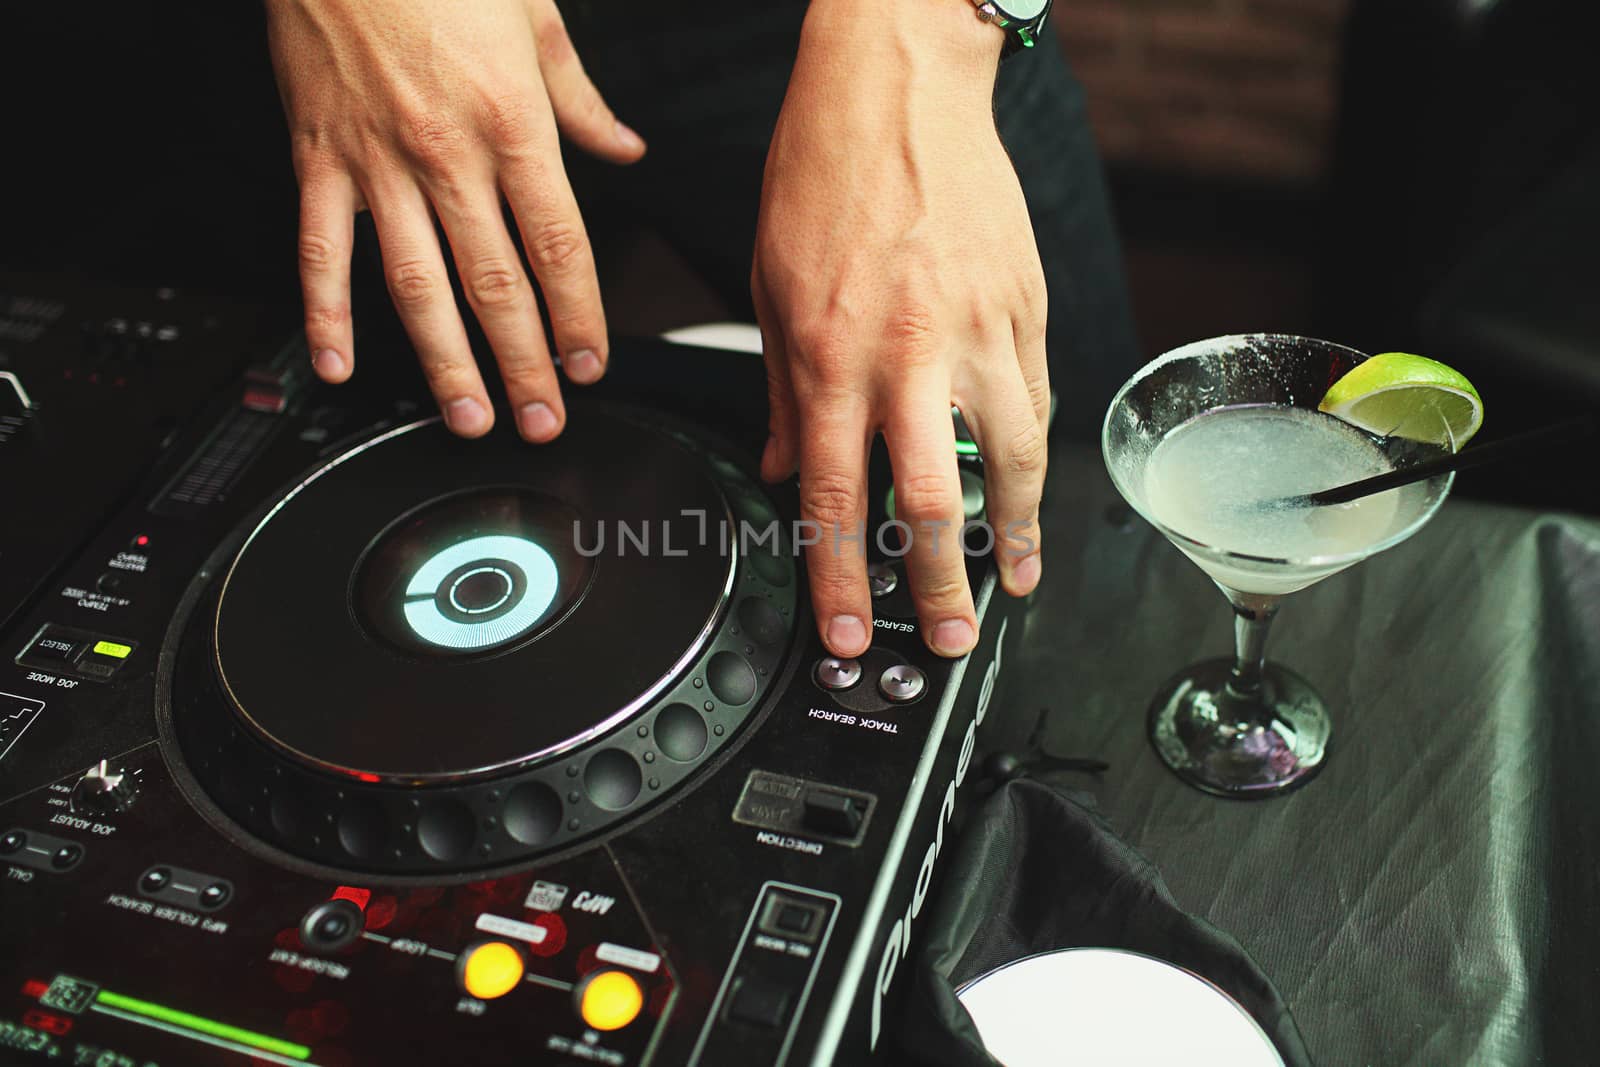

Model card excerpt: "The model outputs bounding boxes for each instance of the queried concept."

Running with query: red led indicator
[526,912,567,958]
[20,979,48,999]
[364,894,398,930]
[350,771,380,783]
[22,1010,71,1036]
[332,885,371,909]
[133,535,150,547]
[272,964,316,995]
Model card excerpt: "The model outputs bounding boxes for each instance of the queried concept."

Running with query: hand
[266,0,645,441]
[753,0,1049,660]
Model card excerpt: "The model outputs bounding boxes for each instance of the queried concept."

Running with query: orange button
[460,941,524,1000]
[578,969,643,1031]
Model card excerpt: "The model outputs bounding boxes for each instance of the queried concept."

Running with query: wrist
[799,0,1003,88]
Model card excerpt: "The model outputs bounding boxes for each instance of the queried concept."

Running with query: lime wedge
[1319,352,1483,447]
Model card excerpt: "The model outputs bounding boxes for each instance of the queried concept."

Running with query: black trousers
[566,5,1141,442]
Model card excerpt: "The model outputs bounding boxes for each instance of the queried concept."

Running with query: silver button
[867,563,898,598]
[879,664,927,704]
[815,657,862,691]
[960,468,985,520]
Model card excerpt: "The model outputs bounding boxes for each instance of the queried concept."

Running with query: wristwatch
[967,0,1053,56]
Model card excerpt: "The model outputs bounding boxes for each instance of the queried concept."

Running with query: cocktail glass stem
[1144,584,1325,797]
[1224,591,1280,705]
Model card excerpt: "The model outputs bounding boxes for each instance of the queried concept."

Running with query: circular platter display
[159,409,797,876]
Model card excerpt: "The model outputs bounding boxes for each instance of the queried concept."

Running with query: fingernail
[615,121,646,153]
[931,619,976,657]
[518,401,559,441]
[566,349,602,384]
[444,396,490,436]
[1012,553,1041,591]
[312,348,346,377]
[827,615,868,656]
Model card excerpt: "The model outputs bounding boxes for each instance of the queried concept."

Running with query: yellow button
[93,640,133,659]
[579,970,643,1032]
[460,941,524,1000]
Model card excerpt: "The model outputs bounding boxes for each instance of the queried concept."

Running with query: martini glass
[1101,335,1458,797]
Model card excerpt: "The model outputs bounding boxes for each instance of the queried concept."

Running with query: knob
[300,898,364,952]
[71,760,138,816]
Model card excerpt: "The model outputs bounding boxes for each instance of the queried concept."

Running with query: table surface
[992,445,1600,1066]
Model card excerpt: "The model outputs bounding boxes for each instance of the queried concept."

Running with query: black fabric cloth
[566,3,1142,442]
[896,776,1311,1067]
[968,446,1600,1066]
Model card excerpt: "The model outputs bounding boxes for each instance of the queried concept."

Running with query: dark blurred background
[5,0,1597,511]
[1060,0,1600,516]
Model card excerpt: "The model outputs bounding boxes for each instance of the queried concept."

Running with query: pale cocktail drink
[1103,335,1459,797]
[1142,405,1429,596]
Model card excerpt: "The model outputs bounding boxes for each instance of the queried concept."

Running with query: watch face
[998,0,1050,21]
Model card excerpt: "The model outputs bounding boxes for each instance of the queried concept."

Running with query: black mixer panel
[0,277,1016,1067]
[2,755,679,1066]
[0,273,285,637]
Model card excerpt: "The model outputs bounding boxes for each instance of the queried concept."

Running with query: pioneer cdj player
[0,274,1016,1067]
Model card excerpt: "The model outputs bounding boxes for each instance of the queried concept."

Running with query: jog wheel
[160,409,797,875]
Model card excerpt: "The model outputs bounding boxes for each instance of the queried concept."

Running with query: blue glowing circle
[402,535,558,650]
[447,566,514,615]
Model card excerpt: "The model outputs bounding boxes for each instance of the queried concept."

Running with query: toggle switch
[802,789,863,838]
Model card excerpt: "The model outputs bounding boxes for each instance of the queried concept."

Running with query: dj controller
[0,275,1017,1067]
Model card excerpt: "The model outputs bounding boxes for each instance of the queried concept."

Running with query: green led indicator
[92,640,133,659]
[955,439,981,457]
[94,990,311,1061]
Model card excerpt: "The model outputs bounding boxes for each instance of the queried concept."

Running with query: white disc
[956,948,1284,1067]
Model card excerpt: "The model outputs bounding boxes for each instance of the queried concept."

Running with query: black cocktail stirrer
[1297,415,1596,507]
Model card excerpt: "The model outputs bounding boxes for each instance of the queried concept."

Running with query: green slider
[95,990,311,1061]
